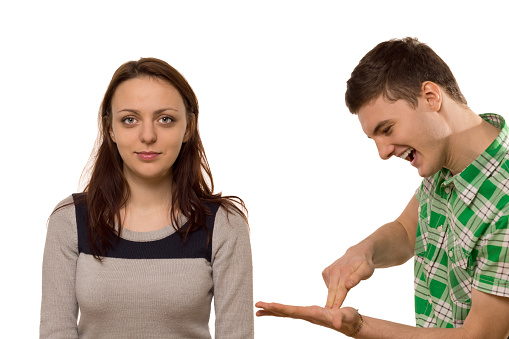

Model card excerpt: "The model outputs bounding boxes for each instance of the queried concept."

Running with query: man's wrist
[349,241,375,262]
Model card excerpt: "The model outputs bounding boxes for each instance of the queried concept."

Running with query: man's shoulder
[481,153,509,198]
[484,155,509,208]
[490,153,509,178]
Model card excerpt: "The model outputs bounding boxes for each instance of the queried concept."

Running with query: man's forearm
[355,220,414,269]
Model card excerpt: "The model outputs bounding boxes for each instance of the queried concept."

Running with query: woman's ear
[183,113,196,143]
[109,129,116,143]
[421,81,442,112]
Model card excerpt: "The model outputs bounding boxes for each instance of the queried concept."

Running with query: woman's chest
[76,254,213,319]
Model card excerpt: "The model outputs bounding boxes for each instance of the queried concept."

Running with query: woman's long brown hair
[81,58,246,259]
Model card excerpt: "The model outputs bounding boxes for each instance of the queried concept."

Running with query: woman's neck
[121,171,174,231]
[124,168,173,205]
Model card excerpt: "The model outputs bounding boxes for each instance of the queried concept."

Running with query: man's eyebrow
[370,119,393,137]
[116,107,179,115]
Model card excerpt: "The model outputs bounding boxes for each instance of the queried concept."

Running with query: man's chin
[417,165,440,178]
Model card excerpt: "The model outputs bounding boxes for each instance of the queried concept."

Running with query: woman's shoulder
[210,203,251,263]
[48,194,82,230]
[216,201,247,219]
[51,195,76,214]
[46,195,79,248]
[213,203,249,234]
[51,193,87,212]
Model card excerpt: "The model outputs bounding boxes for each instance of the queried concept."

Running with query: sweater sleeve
[211,206,254,338]
[40,196,79,339]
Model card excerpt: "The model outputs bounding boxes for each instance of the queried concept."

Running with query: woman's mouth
[136,152,160,160]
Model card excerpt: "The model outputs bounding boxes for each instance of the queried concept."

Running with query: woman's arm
[40,196,79,339]
[211,206,254,338]
[256,288,509,338]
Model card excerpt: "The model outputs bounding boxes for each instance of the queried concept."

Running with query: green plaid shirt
[414,113,509,328]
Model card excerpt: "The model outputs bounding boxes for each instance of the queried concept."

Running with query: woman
[40,58,253,338]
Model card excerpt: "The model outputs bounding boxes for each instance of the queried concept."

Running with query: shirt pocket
[447,234,472,304]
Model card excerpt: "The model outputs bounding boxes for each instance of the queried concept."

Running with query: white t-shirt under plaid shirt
[414,113,509,328]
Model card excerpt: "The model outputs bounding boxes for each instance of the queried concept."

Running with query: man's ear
[183,113,196,143]
[421,81,442,112]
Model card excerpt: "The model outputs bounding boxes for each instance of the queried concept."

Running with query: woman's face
[109,76,190,183]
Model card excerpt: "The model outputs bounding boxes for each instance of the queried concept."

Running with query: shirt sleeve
[40,196,79,339]
[211,206,254,339]
[472,213,509,298]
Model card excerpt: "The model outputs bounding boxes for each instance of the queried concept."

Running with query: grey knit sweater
[40,195,254,338]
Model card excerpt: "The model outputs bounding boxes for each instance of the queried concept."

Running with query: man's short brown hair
[345,37,467,114]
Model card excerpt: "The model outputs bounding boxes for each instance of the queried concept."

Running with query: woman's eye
[122,117,137,125]
[159,116,173,124]
[383,126,393,135]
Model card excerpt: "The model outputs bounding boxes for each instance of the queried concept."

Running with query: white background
[1,1,508,338]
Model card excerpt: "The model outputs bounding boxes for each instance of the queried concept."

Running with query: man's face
[357,95,450,177]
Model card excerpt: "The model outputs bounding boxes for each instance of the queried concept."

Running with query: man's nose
[374,138,394,160]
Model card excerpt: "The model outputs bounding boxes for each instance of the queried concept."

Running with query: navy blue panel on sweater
[72,193,218,262]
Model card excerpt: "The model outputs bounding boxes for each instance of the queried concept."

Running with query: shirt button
[429,297,433,304]
[424,264,430,271]
[437,226,443,232]
[445,187,451,194]
[449,251,453,258]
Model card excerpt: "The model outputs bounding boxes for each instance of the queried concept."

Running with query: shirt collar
[442,114,509,205]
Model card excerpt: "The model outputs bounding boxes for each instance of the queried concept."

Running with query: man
[256,38,509,338]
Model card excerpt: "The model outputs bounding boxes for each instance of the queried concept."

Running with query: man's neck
[444,106,500,175]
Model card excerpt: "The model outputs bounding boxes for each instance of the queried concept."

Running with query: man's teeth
[399,148,414,160]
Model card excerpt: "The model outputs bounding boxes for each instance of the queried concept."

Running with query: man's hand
[255,301,361,336]
[322,195,419,309]
[322,246,375,309]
